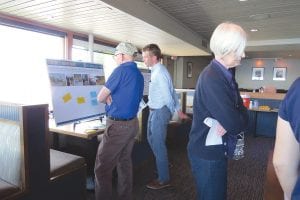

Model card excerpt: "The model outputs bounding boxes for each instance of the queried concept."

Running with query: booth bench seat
[0,102,86,200]
[48,149,86,200]
[50,149,86,179]
[0,180,21,200]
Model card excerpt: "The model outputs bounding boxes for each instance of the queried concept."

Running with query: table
[49,118,105,140]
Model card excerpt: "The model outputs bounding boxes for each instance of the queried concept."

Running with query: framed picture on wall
[187,62,193,78]
[273,67,286,81]
[252,67,264,80]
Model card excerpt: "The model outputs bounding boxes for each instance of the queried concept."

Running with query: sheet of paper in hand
[204,117,223,146]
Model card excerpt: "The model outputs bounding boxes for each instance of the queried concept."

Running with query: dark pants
[188,151,227,200]
[94,118,138,200]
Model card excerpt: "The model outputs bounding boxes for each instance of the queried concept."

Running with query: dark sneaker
[146,179,171,190]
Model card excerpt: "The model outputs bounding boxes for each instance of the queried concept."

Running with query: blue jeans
[147,106,172,183]
[188,151,227,200]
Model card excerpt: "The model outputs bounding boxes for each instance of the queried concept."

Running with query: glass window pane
[72,47,89,62]
[0,24,64,106]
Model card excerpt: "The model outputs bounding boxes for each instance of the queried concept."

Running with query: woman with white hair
[187,22,249,200]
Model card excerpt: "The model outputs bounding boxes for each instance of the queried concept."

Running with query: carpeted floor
[227,135,275,200]
[88,127,275,200]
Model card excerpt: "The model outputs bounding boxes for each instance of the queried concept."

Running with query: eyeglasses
[113,53,123,59]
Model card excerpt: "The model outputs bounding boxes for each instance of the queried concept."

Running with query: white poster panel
[47,59,105,125]
[140,69,151,96]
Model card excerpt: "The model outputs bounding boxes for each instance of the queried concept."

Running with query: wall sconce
[254,59,264,67]
[275,58,287,68]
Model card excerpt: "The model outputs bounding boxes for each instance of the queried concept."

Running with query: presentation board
[47,59,105,125]
[140,69,151,96]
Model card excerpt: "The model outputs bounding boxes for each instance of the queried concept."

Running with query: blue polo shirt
[279,77,300,141]
[279,77,300,200]
[105,61,144,119]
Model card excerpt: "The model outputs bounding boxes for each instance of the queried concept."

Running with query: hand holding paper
[204,117,227,146]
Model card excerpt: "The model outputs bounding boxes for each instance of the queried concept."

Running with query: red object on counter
[241,94,250,108]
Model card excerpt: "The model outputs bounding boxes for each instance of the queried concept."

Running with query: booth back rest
[0,104,20,121]
[0,102,50,186]
[0,102,29,196]
[0,119,23,187]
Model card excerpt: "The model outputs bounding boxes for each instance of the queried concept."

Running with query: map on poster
[47,59,106,125]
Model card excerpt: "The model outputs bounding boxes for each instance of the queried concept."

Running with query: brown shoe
[146,179,170,190]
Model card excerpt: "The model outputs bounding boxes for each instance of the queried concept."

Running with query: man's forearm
[97,86,111,103]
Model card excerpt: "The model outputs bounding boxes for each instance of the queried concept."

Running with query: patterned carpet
[88,124,275,200]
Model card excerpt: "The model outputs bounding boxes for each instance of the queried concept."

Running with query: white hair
[210,22,247,58]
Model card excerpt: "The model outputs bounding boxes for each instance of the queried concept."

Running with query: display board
[47,59,105,125]
[140,69,151,95]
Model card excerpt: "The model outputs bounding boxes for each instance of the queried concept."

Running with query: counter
[240,92,285,100]
[242,92,284,137]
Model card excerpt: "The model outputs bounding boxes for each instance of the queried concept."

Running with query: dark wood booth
[0,102,87,200]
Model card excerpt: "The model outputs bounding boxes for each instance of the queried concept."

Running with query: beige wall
[163,56,175,83]
[173,56,211,89]
[236,58,300,90]
[170,56,300,90]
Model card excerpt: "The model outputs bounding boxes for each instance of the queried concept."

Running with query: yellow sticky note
[62,93,72,103]
[77,96,86,104]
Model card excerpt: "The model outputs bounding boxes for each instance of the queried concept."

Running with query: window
[0,24,64,106]
[72,38,148,80]
[72,47,89,62]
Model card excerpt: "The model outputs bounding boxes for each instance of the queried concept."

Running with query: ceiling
[1,0,300,58]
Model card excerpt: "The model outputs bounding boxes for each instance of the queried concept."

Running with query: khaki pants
[94,118,138,200]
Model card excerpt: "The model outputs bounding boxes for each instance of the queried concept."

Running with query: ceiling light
[239,0,248,2]
[250,28,259,32]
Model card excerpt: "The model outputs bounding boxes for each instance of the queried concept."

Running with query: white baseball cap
[114,42,138,56]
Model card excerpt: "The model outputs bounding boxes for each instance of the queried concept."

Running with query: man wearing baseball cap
[95,42,144,200]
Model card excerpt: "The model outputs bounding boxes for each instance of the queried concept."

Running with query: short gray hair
[210,22,247,58]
